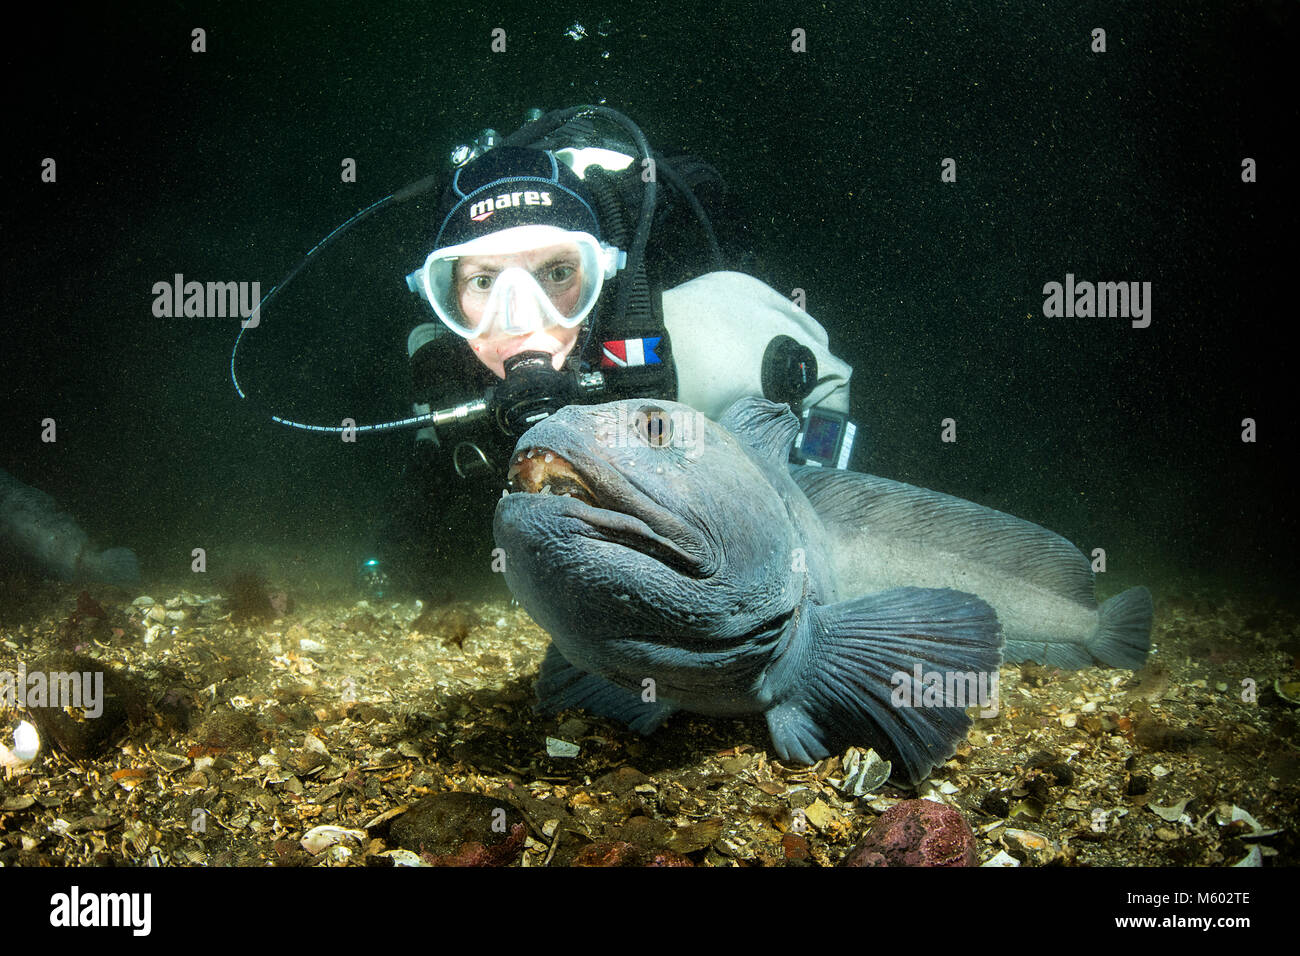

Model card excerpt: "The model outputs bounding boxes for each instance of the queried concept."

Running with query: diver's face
[456,245,586,379]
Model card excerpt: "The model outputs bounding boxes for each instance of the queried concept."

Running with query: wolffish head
[493,399,809,664]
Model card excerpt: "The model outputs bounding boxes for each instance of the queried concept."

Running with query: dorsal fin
[718,397,800,465]
[791,466,1098,606]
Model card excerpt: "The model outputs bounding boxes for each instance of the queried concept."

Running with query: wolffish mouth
[503,444,712,579]
[506,447,598,505]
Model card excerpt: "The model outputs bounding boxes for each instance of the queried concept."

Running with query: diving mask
[407,225,625,339]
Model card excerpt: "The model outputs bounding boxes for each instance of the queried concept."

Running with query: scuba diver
[370,107,857,597]
[230,105,858,597]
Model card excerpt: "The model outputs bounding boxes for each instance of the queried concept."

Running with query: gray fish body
[0,468,138,586]
[495,398,1005,783]
[495,397,1150,783]
[793,469,1152,670]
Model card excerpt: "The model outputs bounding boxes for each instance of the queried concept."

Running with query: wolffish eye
[636,405,673,448]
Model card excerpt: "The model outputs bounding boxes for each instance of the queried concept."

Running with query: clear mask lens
[407,226,622,339]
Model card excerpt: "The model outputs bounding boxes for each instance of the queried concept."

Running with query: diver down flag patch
[601,337,663,368]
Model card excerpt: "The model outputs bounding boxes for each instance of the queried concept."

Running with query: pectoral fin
[762,587,1003,785]
[534,644,677,734]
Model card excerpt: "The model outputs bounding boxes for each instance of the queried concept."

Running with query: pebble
[390,792,526,866]
[546,737,580,758]
[1004,828,1050,852]
[1009,798,1044,821]
[1216,805,1279,838]
[24,652,137,760]
[1235,846,1263,867]
[981,849,1020,867]
[0,721,40,770]
[1149,798,1189,823]
[382,849,426,867]
[301,825,367,855]
[557,718,589,739]
[592,766,650,794]
[151,751,190,773]
[802,799,842,833]
[979,793,1009,818]
[837,746,891,797]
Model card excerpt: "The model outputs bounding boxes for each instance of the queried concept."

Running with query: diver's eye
[542,264,576,285]
[636,405,673,448]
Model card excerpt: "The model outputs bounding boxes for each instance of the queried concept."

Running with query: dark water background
[2,1,1294,598]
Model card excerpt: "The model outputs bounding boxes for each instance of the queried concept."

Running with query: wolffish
[494,398,1150,783]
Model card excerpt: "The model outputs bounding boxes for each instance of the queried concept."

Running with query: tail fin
[762,587,1003,785]
[92,547,140,587]
[1087,586,1152,669]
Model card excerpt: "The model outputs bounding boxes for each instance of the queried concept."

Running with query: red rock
[841,799,977,867]
[574,841,638,866]
[421,823,526,867]
[573,841,693,867]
